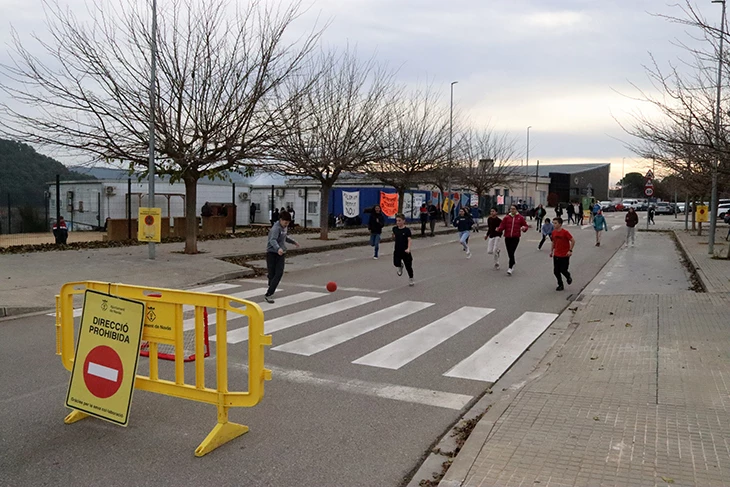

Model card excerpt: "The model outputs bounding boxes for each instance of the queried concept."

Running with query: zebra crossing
[51,282,559,384]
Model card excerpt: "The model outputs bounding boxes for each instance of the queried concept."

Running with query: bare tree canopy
[452,126,520,204]
[368,85,450,212]
[266,48,397,239]
[0,0,321,253]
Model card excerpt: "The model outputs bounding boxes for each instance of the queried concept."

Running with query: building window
[307,201,318,214]
[494,189,501,195]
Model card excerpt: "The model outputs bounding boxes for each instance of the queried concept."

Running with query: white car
[621,199,639,210]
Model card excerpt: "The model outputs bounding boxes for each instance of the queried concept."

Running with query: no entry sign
[83,345,123,399]
[66,290,144,426]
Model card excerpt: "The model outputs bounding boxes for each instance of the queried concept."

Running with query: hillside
[0,139,95,207]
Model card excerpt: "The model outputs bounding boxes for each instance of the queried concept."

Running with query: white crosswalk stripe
[182,287,270,331]
[352,306,495,370]
[611,224,622,231]
[49,282,241,318]
[221,295,379,344]
[273,301,434,356]
[205,291,328,335]
[444,311,558,382]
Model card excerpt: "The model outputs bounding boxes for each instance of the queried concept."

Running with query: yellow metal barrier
[56,281,272,456]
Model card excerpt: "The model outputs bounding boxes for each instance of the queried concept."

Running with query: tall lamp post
[147,0,158,260]
[525,126,532,204]
[710,0,726,255]
[621,157,625,200]
[448,80,458,212]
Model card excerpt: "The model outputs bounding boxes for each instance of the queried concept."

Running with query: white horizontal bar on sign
[353,307,495,370]
[273,301,434,356]
[209,291,329,341]
[87,362,118,382]
[182,288,269,331]
[444,311,558,383]
[224,296,378,344]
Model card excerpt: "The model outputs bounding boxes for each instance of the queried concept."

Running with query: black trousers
[393,251,414,278]
[504,237,520,268]
[420,220,427,236]
[553,256,571,286]
[429,220,436,236]
[538,234,550,249]
[266,252,286,296]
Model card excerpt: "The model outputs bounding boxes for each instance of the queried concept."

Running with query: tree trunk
[397,187,405,213]
[184,175,199,254]
[319,182,332,240]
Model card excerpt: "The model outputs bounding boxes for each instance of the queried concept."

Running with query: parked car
[621,199,639,210]
[717,203,730,219]
[654,202,674,215]
[599,200,616,212]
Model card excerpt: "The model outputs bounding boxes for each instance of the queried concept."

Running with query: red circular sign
[83,345,124,399]
[144,215,154,225]
[644,187,654,197]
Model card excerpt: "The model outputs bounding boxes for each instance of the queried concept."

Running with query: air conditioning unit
[105,186,116,196]
[275,189,285,197]
[298,189,305,197]
[238,192,249,201]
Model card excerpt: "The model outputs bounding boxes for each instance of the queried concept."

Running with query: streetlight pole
[525,126,531,204]
[710,0,726,255]
[448,81,458,213]
[621,157,625,200]
[147,0,158,260]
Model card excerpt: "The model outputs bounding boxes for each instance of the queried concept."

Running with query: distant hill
[0,139,95,207]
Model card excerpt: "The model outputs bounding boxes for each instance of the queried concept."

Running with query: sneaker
[373,256,378,259]
[397,264,403,276]
[566,276,572,285]
[466,250,472,259]
[409,278,414,286]
[494,263,500,270]
[264,295,274,304]
[556,285,564,291]
[597,242,600,247]
[487,250,493,255]
[507,268,513,276]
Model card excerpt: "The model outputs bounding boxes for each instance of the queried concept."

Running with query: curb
[672,230,709,293]
[0,306,53,320]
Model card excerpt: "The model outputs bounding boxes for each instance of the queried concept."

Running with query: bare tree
[266,48,397,239]
[368,86,450,212]
[452,126,520,209]
[0,0,321,253]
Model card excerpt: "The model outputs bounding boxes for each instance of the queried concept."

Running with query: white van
[621,199,639,210]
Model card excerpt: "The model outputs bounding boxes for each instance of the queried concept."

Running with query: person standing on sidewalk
[538,217,553,250]
[484,208,503,269]
[625,207,639,247]
[497,204,529,275]
[264,210,300,304]
[535,204,546,231]
[593,209,608,246]
[550,217,574,291]
[364,204,385,259]
[566,202,575,224]
[392,213,415,286]
[648,205,656,225]
[419,203,429,237]
[453,207,473,258]
[428,202,438,236]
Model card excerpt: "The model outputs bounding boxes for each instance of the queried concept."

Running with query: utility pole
[710,0,726,254]
[147,0,158,260]
[525,126,531,205]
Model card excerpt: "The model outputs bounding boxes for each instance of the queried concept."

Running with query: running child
[538,217,553,250]
[496,204,529,275]
[484,208,502,269]
[264,210,300,303]
[392,213,415,286]
[453,207,473,258]
[550,217,575,291]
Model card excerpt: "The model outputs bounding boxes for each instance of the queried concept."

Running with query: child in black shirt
[392,213,414,286]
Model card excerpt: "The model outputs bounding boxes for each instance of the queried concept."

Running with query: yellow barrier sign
[696,205,709,223]
[65,290,145,426]
[138,207,162,242]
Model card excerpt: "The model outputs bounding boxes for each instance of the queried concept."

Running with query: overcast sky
[0,0,723,185]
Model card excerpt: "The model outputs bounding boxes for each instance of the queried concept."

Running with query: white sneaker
[507,268,513,276]
[373,256,378,259]
[466,250,472,258]
[409,278,415,286]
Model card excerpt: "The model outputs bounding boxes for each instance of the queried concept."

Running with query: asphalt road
[0,215,630,487]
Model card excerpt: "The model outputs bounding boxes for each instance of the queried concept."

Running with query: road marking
[353,306,495,370]
[50,282,241,318]
[87,362,119,382]
[611,225,622,231]
[273,301,434,356]
[444,311,558,382]
[222,295,379,344]
[183,288,270,331]
[241,279,382,294]
[581,225,592,230]
[204,291,328,335]
[228,362,473,410]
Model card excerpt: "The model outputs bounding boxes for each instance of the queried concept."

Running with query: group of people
[270,206,295,226]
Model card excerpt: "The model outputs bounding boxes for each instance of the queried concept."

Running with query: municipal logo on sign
[83,345,123,399]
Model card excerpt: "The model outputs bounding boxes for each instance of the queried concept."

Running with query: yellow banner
[442,198,453,213]
[66,290,145,426]
[138,207,162,242]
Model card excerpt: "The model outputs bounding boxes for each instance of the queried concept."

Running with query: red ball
[326,281,337,292]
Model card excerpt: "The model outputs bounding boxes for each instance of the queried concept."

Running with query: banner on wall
[403,193,425,219]
[379,192,398,217]
[342,191,360,218]
[497,195,505,205]
[442,198,454,213]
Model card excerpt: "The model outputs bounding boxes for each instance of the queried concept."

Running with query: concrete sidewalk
[438,225,730,486]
